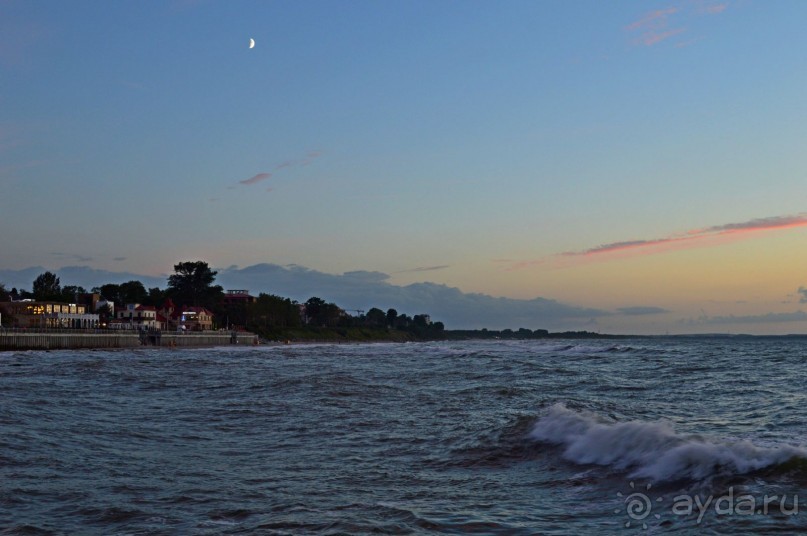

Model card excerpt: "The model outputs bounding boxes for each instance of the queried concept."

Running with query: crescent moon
[249,38,255,49]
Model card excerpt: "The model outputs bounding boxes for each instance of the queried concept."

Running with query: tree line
[0,261,446,339]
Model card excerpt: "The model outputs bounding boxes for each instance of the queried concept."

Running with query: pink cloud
[562,234,711,258]
[233,150,322,191]
[625,7,678,31]
[506,213,807,270]
[238,173,272,184]
[640,28,686,46]
[567,214,807,258]
[701,3,729,14]
[625,2,730,48]
[700,215,807,235]
[274,150,322,171]
[239,172,272,185]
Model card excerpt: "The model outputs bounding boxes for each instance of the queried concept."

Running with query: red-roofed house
[158,299,215,331]
[178,306,214,331]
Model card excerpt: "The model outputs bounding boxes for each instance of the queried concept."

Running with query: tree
[33,272,61,301]
[304,297,326,325]
[303,297,342,327]
[167,261,224,309]
[246,294,303,332]
[60,285,87,302]
[9,288,25,301]
[96,303,113,326]
[365,307,386,328]
[98,281,148,306]
[0,285,12,326]
[395,314,411,329]
[386,308,398,327]
[145,287,166,307]
[119,280,148,304]
[98,283,122,305]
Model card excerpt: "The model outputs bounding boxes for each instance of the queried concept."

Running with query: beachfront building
[0,300,100,328]
[157,299,215,331]
[113,304,159,329]
[178,306,214,331]
[223,290,257,306]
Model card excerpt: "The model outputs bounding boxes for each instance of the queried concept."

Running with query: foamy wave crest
[529,404,807,481]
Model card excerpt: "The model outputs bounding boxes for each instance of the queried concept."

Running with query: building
[158,299,215,331]
[223,290,257,305]
[113,304,159,329]
[0,301,100,329]
[178,306,214,331]
[76,293,102,315]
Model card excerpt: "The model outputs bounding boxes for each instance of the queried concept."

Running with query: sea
[2,337,807,535]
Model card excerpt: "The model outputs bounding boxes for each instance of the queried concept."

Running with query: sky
[2,0,807,334]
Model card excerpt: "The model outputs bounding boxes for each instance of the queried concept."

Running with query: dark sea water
[2,338,807,534]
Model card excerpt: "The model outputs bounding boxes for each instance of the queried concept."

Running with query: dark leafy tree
[321,303,343,327]
[98,283,122,305]
[395,314,411,329]
[60,285,87,302]
[246,294,303,332]
[9,288,26,301]
[304,297,326,325]
[303,297,342,327]
[33,272,62,301]
[0,285,12,326]
[167,261,224,310]
[386,308,398,327]
[145,287,166,307]
[96,303,114,326]
[97,281,152,306]
[365,308,386,328]
[119,280,148,304]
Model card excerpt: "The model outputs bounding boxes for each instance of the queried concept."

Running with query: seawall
[0,330,256,351]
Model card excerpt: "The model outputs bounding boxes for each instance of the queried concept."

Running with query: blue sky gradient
[3,0,807,333]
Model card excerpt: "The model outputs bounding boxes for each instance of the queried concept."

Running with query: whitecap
[529,404,807,481]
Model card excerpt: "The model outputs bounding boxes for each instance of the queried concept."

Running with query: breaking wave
[529,404,807,482]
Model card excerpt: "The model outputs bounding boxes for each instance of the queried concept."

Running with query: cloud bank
[561,213,807,260]
[216,263,606,330]
[0,266,166,291]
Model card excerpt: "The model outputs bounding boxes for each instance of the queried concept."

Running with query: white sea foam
[529,404,807,481]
